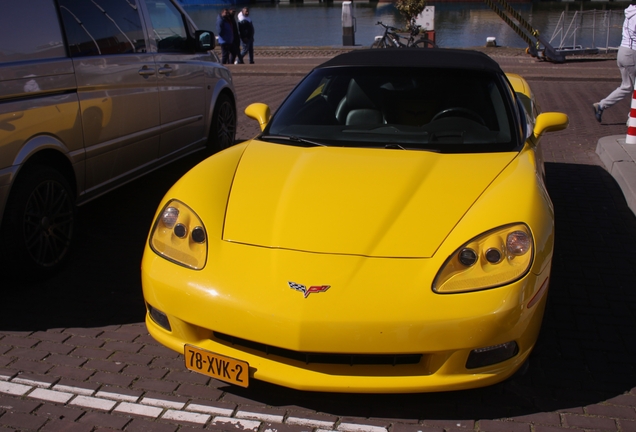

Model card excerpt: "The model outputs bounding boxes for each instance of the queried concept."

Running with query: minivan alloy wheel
[23,176,74,267]
[211,94,237,152]
[1,165,75,278]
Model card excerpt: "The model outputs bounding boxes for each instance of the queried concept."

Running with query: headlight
[149,200,207,270]
[433,223,533,293]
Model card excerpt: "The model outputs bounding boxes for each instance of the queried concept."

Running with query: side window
[58,0,146,57]
[0,0,66,64]
[144,0,190,53]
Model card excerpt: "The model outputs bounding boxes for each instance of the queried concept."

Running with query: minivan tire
[0,165,75,281]
[209,93,236,153]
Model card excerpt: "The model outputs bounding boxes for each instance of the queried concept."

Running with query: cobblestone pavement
[2,49,636,431]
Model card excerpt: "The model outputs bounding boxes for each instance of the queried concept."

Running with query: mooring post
[342,1,355,46]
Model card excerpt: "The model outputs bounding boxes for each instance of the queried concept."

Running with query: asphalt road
[2,52,636,432]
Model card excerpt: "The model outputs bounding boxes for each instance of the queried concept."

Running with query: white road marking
[140,396,185,410]
[338,423,388,432]
[287,416,336,429]
[236,410,285,423]
[0,376,388,431]
[0,381,31,396]
[53,384,95,396]
[70,395,117,411]
[11,378,51,388]
[162,409,211,424]
[186,403,234,416]
[96,390,139,402]
[29,388,73,404]
[211,416,262,430]
[114,401,163,417]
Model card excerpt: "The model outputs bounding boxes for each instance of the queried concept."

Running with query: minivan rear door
[57,0,161,198]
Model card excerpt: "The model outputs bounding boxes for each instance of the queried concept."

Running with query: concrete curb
[596,134,636,216]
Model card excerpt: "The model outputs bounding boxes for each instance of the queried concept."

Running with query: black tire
[412,38,437,49]
[0,165,75,281]
[372,38,393,49]
[209,93,237,153]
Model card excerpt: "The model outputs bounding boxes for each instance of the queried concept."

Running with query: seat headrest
[346,79,376,110]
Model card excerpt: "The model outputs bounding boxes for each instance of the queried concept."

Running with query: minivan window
[145,0,190,53]
[0,1,66,64]
[58,0,146,57]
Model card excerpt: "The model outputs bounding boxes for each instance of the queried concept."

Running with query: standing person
[238,7,255,64]
[592,0,636,123]
[229,9,242,64]
[216,9,233,64]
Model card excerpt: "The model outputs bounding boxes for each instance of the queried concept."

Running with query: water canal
[183,1,627,50]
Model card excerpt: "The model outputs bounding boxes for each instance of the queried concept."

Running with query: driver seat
[335,79,383,126]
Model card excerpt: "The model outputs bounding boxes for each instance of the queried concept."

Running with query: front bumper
[142,247,551,393]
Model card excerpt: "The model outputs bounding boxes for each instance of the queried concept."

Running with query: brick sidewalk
[2,51,636,432]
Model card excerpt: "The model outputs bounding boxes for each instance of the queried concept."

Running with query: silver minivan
[0,0,237,279]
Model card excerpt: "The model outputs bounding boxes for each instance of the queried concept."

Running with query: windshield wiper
[260,135,327,147]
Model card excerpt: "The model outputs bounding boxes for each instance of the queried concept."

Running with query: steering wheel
[431,107,486,126]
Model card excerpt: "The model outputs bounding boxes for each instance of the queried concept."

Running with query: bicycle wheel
[412,38,438,48]
[374,37,394,48]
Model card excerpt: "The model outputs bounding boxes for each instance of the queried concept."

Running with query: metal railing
[548,9,623,53]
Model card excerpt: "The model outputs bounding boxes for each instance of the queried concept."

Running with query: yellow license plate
[184,345,249,387]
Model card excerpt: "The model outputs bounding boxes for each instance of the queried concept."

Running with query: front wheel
[208,93,237,154]
[412,38,437,48]
[0,165,75,281]
[372,37,394,49]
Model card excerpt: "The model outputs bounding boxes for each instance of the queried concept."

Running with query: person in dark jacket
[238,7,255,64]
[229,9,242,64]
[215,9,233,64]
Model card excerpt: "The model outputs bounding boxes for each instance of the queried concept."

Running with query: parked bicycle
[371,21,437,49]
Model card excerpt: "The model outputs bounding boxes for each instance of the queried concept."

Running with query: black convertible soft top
[317,48,503,73]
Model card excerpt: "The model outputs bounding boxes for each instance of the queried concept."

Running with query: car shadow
[0,152,205,330]
[214,161,636,420]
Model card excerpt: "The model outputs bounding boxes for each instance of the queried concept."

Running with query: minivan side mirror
[195,30,215,51]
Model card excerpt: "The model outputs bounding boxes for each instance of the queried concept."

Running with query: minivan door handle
[0,111,24,124]
[138,65,155,77]
[158,65,173,75]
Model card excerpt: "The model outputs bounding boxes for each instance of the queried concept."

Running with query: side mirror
[245,103,271,131]
[195,30,214,51]
[533,112,568,138]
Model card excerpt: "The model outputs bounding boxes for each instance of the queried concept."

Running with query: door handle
[0,111,24,123]
[138,65,155,77]
[158,65,173,75]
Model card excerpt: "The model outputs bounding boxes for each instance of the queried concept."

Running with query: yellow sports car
[141,49,568,393]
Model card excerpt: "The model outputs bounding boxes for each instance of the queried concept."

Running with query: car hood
[223,141,517,258]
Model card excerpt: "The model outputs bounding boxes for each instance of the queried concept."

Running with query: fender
[205,73,236,131]
[14,135,83,184]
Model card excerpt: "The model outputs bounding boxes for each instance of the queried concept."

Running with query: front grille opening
[213,332,422,366]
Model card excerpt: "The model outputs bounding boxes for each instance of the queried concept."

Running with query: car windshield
[263,66,520,153]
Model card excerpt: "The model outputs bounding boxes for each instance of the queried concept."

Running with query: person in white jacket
[593,1,636,122]
[238,7,255,64]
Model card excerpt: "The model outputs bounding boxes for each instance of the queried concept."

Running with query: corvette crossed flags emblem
[288,281,331,298]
